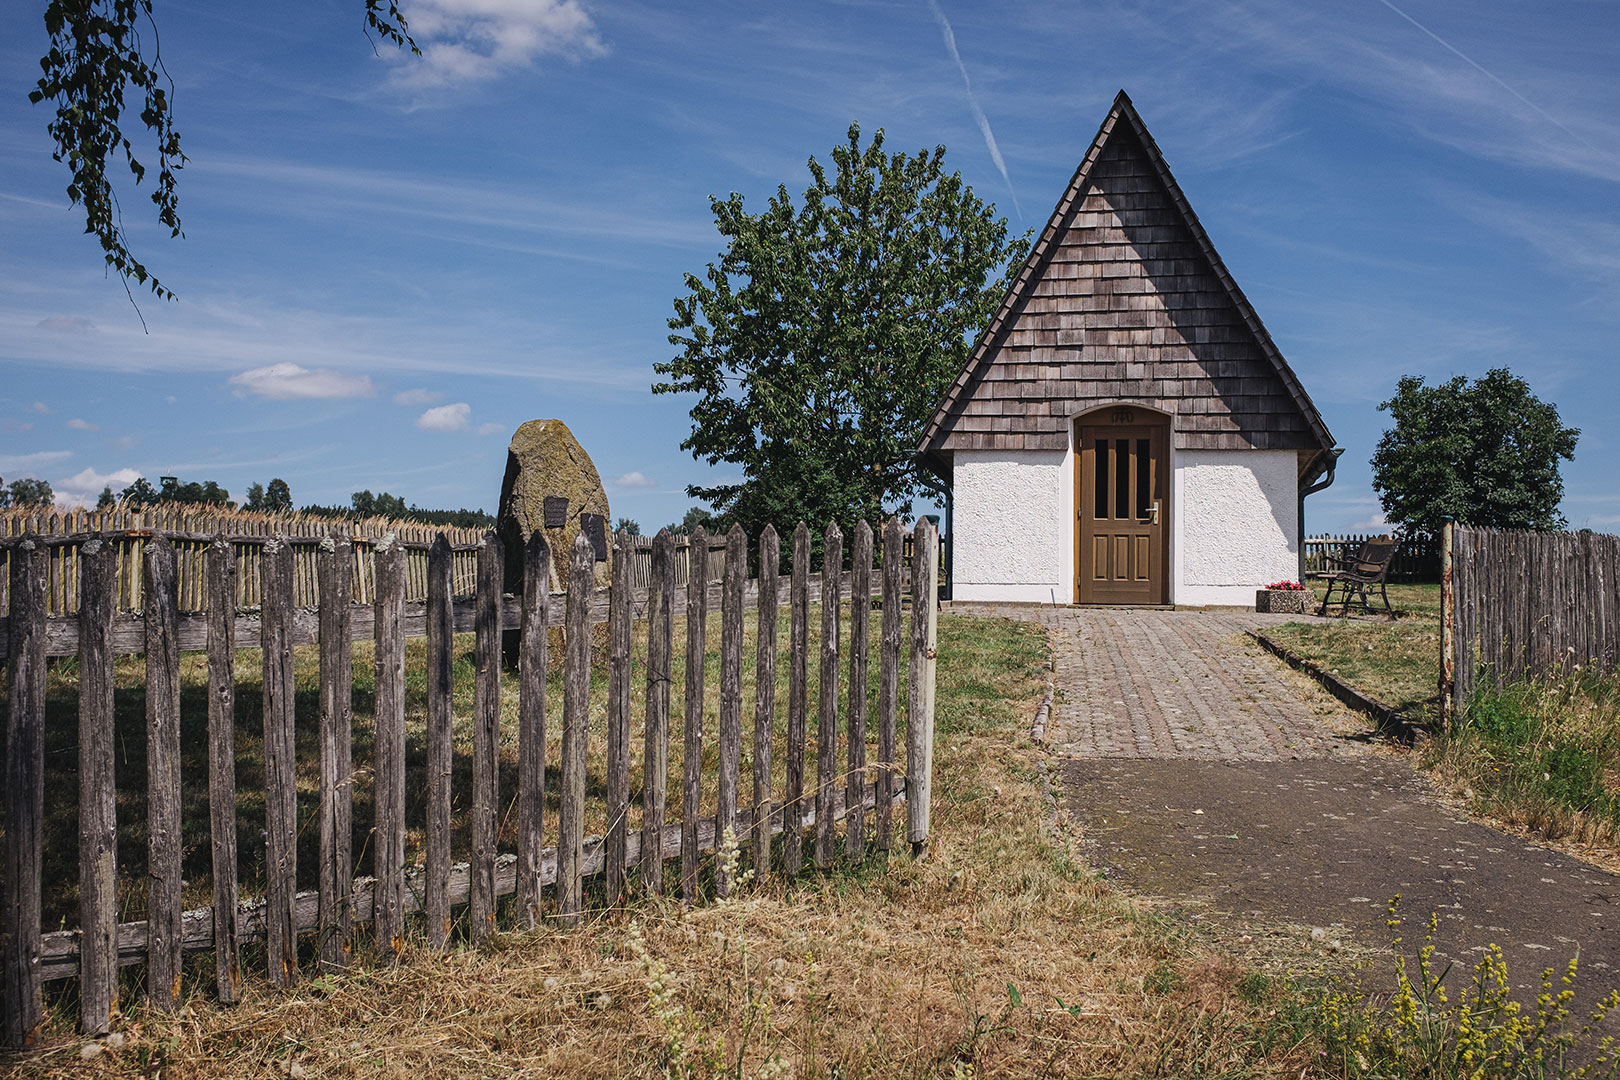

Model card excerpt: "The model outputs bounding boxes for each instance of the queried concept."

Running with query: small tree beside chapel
[1371,368,1578,540]
[654,123,1028,537]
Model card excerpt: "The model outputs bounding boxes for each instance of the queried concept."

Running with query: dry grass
[16,602,913,925]
[8,615,1318,1078]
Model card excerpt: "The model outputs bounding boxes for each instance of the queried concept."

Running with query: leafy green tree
[264,478,292,513]
[654,123,1027,537]
[120,475,157,505]
[157,475,229,505]
[244,478,291,513]
[666,505,721,535]
[614,516,641,537]
[28,0,417,303]
[120,473,229,506]
[1,477,56,509]
[96,485,115,509]
[352,490,408,519]
[1371,368,1579,539]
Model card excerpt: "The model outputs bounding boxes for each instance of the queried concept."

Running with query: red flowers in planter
[1266,580,1306,591]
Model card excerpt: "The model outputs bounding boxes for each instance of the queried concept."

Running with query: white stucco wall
[1171,449,1299,606]
[951,448,1068,603]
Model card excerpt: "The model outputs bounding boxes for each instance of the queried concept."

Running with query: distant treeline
[301,496,495,529]
[102,475,493,526]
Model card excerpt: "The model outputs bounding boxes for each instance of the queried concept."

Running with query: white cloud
[1337,511,1392,534]
[417,402,472,431]
[396,0,606,89]
[0,419,33,433]
[36,315,96,332]
[228,363,377,400]
[609,471,655,490]
[393,387,444,406]
[53,466,142,509]
[475,422,505,436]
[66,418,98,431]
[0,450,72,475]
[32,401,52,414]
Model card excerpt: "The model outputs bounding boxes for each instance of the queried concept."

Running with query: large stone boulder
[496,419,611,594]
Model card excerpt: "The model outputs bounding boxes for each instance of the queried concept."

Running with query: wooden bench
[1316,535,1398,616]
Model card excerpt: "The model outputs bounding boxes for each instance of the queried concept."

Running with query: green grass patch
[1426,669,1620,847]
[1263,583,1441,726]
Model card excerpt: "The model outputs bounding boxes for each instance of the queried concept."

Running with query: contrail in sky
[926,0,1022,219]
[1374,0,1598,156]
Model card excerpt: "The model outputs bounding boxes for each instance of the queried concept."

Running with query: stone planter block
[1255,589,1312,614]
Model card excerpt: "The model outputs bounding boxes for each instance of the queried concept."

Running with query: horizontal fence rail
[0,520,939,1048]
[1304,533,1439,583]
[1446,523,1620,705]
[0,508,484,617]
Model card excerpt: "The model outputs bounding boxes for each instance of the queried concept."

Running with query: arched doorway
[1075,406,1170,604]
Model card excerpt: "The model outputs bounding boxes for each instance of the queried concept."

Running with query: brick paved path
[1046,609,1372,759]
[946,603,1620,1010]
[948,604,1374,758]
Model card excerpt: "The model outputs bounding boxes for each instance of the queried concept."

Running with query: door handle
[1149,501,1161,525]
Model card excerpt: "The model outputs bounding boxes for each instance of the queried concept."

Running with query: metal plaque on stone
[543,496,569,529]
[580,513,608,562]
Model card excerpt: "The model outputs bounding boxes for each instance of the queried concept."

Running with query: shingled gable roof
[919,90,1335,464]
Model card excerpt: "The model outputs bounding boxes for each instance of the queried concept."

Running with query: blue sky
[1,0,1617,534]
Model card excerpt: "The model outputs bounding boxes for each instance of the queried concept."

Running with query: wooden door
[1077,418,1168,604]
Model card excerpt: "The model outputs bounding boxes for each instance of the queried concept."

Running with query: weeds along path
[988,606,1620,1020]
[5,613,1332,1079]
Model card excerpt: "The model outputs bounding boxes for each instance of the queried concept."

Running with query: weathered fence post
[606,530,635,900]
[784,523,810,876]
[206,537,241,1004]
[372,537,407,957]
[516,531,550,927]
[752,525,780,878]
[907,520,938,855]
[471,532,503,942]
[877,518,903,854]
[3,539,44,1048]
[263,537,299,984]
[716,524,746,896]
[816,522,843,868]
[318,535,355,969]
[847,520,872,858]
[1440,519,1455,728]
[641,530,675,894]
[78,540,119,1030]
[559,532,594,925]
[425,535,454,948]
[682,525,709,899]
[145,536,183,1009]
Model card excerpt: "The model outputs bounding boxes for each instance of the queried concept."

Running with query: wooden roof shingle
[919,91,1336,461]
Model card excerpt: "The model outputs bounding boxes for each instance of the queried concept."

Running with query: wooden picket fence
[627,533,727,591]
[0,519,937,1048]
[1441,523,1620,710]
[1304,532,1439,583]
[0,506,484,617]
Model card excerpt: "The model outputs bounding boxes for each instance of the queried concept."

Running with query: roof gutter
[914,451,954,600]
[1297,447,1342,582]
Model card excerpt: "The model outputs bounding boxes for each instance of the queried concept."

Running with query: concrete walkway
[963,604,1620,1007]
